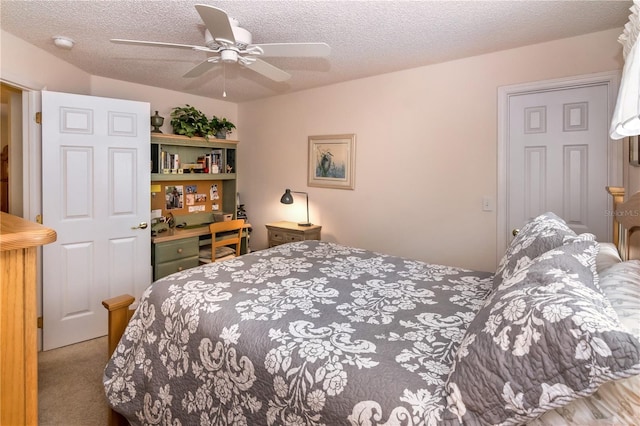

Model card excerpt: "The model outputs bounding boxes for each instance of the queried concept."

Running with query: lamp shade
[280,189,294,204]
[279,188,311,226]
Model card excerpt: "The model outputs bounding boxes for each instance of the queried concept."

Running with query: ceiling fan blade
[183,58,219,78]
[110,38,201,50]
[244,59,291,82]
[255,43,331,58]
[195,4,235,45]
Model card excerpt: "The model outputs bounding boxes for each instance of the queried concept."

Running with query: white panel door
[42,91,150,350]
[507,84,609,241]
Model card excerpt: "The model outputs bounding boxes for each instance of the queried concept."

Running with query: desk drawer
[155,256,199,280]
[154,237,199,263]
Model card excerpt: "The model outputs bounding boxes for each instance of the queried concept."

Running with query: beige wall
[91,76,238,137]
[1,29,91,92]
[1,26,633,272]
[239,28,626,271]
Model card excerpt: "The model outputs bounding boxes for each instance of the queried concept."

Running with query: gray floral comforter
[104,241,493,425]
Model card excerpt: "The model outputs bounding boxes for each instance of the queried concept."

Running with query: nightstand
[266,221,322,247]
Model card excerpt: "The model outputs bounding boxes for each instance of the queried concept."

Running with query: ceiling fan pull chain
[223,63,227,98]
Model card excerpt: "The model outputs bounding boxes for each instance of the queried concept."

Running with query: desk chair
[198,219,245,263]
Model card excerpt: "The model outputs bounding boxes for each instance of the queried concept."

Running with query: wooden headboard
[607,186,640,261]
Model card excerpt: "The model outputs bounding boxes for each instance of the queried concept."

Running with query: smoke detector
[52,36,75,50]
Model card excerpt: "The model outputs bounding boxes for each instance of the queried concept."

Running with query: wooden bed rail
[102,294,135,426]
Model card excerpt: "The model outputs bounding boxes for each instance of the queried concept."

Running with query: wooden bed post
[606,186,625,248]
[102,294,135,426]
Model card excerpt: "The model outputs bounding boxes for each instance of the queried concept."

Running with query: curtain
[610,0,640,139]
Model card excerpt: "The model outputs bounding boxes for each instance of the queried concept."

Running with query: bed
[103,188,640,426]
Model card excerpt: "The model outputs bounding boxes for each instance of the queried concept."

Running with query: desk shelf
[151,173,236,182]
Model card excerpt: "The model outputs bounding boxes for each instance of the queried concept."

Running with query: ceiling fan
[110,4,331,83]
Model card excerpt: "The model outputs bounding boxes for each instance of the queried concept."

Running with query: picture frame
[630,135,640,167]
[308,134,356,189]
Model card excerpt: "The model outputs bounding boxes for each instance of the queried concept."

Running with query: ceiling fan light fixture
[221,50,238,63]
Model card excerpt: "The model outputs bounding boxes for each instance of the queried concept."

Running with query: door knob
[132,222,148,230]
[512,228,520,236]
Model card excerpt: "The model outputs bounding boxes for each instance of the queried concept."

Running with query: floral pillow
[443,239,640,425]
[494,212,577,289]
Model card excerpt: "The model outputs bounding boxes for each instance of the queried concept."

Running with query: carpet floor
[38,336,110,425]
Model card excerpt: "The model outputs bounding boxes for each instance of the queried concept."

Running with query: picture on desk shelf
[186,185,197,194]
[195,194,207,202]
[165,185,183,210]
[186,194,195,206]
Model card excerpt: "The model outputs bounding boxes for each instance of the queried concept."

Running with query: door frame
[0,72,45,222]
[1,73,46,349]
[496,71,621,261]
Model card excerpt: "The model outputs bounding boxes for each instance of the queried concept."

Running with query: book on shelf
[212,149,223,173]
[153,147,232,175]
[157,151,180,173]
[182,163,204,172]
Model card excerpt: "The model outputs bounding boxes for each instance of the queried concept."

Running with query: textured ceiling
[0,0,633,103]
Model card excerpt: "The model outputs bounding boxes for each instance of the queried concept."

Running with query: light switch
[482,196,494,212]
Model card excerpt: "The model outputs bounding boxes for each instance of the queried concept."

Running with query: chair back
[209,219,245,261]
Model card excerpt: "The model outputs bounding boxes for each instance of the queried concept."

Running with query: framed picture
[308,134,356,189]
[630,135,640,167]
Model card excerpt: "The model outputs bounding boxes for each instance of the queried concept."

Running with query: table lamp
[280,189,312,226]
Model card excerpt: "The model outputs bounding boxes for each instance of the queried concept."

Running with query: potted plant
[170,105,212,138]
[210,116,236,139]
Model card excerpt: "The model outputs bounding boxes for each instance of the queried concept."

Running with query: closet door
[507,83,610,241]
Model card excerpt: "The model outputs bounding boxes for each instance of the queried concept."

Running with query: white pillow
[598,260,640,340]
[596,242,622,273]
[532,374,640,425]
